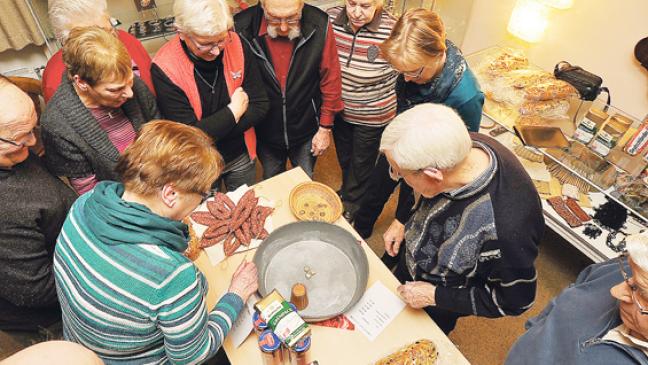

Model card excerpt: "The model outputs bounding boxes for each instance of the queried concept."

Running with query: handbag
[554,61,610,108]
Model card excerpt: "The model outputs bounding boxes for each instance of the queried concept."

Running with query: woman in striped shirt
[327,0,398,221]
[53,120,258,364]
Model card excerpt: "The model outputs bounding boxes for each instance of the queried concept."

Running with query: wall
[0,45,48,75]
[461,0,648,119]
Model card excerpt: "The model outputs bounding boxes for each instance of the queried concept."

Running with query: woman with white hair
[152,0,269,192]
[42,0,153,103]
[382,103,543,334]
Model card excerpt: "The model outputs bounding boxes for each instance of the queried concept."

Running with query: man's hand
[397,281,436,309]
[227,87,249,122]
[311,127,331,156]
[383,219,405,257]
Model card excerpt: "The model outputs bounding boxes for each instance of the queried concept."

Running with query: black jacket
[235,4,328,148]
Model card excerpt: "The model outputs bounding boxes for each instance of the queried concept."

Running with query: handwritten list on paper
[346,281,406,341]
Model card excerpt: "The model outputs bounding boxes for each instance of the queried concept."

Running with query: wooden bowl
[289,182,343,223]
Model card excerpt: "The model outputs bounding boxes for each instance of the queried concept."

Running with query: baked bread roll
[375,339,438,365]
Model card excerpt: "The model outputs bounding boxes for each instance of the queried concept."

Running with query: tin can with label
[253,311,268,335]
[258,330,285,365]
[289,335,312,365]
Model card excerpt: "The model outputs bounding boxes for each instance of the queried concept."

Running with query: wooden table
[194,168,470,364]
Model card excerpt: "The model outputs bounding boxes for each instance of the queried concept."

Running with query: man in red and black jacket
[235,0,343,178]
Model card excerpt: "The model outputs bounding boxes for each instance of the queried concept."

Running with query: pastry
[375,339,438,365]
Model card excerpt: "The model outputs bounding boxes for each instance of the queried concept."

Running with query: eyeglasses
[0,130,35,148]
[617,252,648,315]
[190,32,232,52]
[264,13,302,25]
[401,66,425,80]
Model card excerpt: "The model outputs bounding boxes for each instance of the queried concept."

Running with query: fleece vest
[153,34,256,159]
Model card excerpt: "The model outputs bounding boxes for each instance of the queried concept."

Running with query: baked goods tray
[253,221,369,321]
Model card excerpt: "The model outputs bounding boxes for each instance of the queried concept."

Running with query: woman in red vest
[152,0,269,192]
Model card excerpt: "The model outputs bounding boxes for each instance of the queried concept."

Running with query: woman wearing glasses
[41,27,160,196]
[506,234,648,364]
[152,0,269,192]
[353,9,484,267]
[326,0,398,221]
[53,120,258,364]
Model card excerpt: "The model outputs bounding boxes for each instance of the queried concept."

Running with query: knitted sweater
[0,153,77,330]
[327,7,398,126]
[405,133,544,318]
[41,76,160,181]
[54,182,243,364]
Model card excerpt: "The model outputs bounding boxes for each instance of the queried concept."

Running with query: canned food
[258,330,284,365]
[253,311,268,334]
[289,336,312,365]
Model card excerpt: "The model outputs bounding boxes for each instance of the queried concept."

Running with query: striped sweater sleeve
[157,269,244,364]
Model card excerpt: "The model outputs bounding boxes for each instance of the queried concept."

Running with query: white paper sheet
[346,281,406,342]
[228,294,260,348]
[189,184,274,266]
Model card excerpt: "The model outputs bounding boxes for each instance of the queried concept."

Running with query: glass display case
[466,46,647,262]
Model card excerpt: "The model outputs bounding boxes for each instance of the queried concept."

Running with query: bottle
[289,336,312,365]
[258,330,286,365]
[573,107,608,144]
[590,114,632,157]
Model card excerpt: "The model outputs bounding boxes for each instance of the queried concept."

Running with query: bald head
[0,78,35,129]
[262,0,303,17]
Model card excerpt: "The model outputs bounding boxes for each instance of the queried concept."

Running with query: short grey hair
[627,233,648,274]
[48,0,108,43]
[174,0,233,37]
[380,103,472,171]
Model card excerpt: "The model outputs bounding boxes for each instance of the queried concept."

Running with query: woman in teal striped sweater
[53,120,258,364]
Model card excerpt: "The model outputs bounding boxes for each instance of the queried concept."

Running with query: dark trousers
[393,255,463,335]
[333,117,385,216]
[217,154,257,192]
[257,139,316,179]
[353,154,400,238]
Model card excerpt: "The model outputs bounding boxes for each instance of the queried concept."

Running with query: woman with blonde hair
[353,8,484,268]
[41,26,160,195]
[53,120,258,364]
[152,0,269,191]
[327,0,398,221]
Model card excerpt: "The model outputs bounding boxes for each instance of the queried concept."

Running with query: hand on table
[311,127,331,156]
[383,219,405,257]
[397,281,436,309]
[228,259,258,303]
[227,87,249,122]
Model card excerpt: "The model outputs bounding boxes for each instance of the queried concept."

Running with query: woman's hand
[383,219,405,257]
[310,127,331,156]
[227,87,249,123]
[397,281,436,309]
[228,260,258,303]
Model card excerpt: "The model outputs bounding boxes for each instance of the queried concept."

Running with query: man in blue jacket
[506,234,648,365]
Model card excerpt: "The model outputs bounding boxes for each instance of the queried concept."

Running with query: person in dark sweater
[352,9,484,256]
[0,77,77,333]
[381,103,543,334]
[152,0,269,191]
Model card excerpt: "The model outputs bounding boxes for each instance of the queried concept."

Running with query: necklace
[194,68,219,94]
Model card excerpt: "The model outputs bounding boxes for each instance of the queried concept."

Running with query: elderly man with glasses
[153,0,269,192]
[380,103,543,334]
[234,0,343,179]
[506,234,648,365]
[0,76,77,342]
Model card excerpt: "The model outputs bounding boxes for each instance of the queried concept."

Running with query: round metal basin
[253,221,369,321]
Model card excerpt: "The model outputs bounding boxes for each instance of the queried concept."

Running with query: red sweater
[258,17,342,127]
[42,30,154,103]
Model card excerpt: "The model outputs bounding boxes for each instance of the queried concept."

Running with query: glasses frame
[401,66,425,80]
[199,191,213,205]
[189,32,232,53]
[618,252,648,315]
[264,13,302,26]
[0,129,35,148]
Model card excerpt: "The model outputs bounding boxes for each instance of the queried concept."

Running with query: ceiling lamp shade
[541,0,573,9]
[507,0,550,43]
